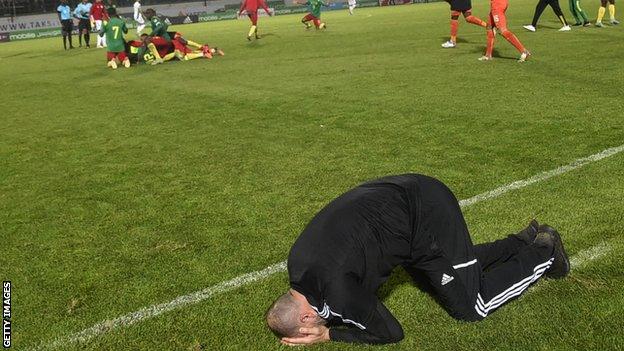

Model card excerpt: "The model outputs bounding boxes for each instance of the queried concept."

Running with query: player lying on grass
[100,7,130,69]
[238,0,273,41]
[170,32,225,60]
[480,0,531,62]
[126,32,223,65]
[294,0,329,29]
[441,0,487,48]
[266,174,570,345]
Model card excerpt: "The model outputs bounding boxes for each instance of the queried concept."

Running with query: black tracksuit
[288,174,554,344]
[531,0,568,26]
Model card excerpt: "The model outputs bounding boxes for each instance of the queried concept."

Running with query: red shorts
[302,13,319,22]
[247,11,258,25]
[489,0,508,31]
[150,36,173,57]
[107,51,127,61]
[172,38,192,54]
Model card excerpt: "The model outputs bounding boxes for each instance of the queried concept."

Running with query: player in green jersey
[294,0,328,29]
[144,8,172,41]
[99,7,130,69]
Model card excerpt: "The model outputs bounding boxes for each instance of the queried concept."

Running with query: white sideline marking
[37,144,624,350]
[526,240,615,295]
[458,144,624,208]
[569,240,613,269]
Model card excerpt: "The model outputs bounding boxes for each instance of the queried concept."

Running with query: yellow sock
[184,52,203,60]
[597,6,606,22]
[147,43,162,60]
[608,4,615,19]
[163,52,176,61]
[186,40,203,49]
[248,25,256,37]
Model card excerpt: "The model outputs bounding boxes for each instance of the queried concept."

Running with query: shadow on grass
[438,36,470,43]
[468,47,518,60]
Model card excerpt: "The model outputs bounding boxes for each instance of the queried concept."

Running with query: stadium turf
[1,1,623,349]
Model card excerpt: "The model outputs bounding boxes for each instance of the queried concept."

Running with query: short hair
[265,292,301,338]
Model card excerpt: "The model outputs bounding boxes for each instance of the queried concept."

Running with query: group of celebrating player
[104,5,224,69]
[440,0,619,62]
[58,0,224,69]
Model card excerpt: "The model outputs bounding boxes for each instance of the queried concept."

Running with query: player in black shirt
[266,174,570,345]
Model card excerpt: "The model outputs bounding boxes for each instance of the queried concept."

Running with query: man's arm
[238,0,247,14]
[260,0,271,15]
[328,298,404,344]
[283,276,404,345]
[57,5,63,22]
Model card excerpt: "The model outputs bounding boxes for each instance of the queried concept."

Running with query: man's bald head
[265,292,301,338]
[266,289,326,339]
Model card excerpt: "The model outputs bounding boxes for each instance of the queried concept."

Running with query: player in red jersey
[89,0,109,48]
[238,0,273,41]
[441,0,487,48]
[170,32,224,60]
[479,0,531,62]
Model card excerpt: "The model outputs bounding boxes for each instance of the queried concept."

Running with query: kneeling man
[266,174,569,345]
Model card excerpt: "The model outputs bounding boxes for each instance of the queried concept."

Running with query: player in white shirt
[133,0,146,34]
[347,0,357,14]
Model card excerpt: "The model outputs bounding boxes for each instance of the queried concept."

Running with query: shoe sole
[539,225,570,279]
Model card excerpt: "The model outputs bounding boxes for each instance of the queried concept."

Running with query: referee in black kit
[266,174,570,345]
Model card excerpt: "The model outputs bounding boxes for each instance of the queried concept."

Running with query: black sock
[68,34,73,47]
[78,33,82,46]
[85,33,90,46]
[62,35,67,49]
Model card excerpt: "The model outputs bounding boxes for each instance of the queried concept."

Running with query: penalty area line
[35,143,624,350]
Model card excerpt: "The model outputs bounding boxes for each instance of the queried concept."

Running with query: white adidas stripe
[476,266,549,314]
[477,260,553,309]
[474,258,554,317]
[476,261,552,311]
[329,310,367,330]
[313,303,366,329]
[453,259,477,269]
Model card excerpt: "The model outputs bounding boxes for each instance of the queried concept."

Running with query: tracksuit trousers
[403,176,555,321]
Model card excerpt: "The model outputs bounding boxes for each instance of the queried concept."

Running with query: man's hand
[281,326,330,346]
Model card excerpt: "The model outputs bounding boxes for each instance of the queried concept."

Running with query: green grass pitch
[1,0,624,349]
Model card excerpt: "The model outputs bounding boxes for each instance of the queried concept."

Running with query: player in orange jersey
[479,0,531,62]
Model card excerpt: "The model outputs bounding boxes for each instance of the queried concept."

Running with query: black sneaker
[515,219,539,244]
[537,225,570,279]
